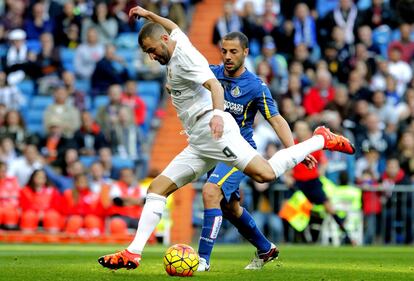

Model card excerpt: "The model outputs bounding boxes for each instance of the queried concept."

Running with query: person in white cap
[5,29,32,85]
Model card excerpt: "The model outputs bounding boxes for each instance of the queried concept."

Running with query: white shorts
[161,111,259,188]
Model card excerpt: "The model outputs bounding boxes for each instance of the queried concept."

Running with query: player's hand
[301,155,317,169]
[209,115,224,140]
[128,5,150,19]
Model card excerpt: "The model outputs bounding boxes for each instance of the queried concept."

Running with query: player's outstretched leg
[98,176,175,270]
[313,126,355,154]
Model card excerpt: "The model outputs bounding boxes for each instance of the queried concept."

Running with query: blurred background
[0,0,413,247]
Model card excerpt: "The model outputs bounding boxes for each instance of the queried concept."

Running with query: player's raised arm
[129,5,178,32]
[203,78,225,140]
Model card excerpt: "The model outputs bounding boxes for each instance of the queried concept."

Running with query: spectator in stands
[91,44,129,95]
[0,103,6,127]
[0,71,26,110]
[303,69,335,118]
[0,110,30,153]
[292,3,319,58]
[33,32,63,94]
[74,111,108,157]
[292,43,315,75]
[96,84,133,139]
[0,161,20,229]
[24,2,54,40]
[325,84,353,121]
[357,25,381,57]
[43,84,81,137]
[39,122,76,164]
[369,90,404,134]
[255,36,288,95]
[1,0,26,31]
[238,0,263,46]
[278,97,304,130]
[212,1,243,46]
[110,106,143,162]
[62,173,105,236]
[108,167,145,234]
[381,157,412,244]
[3,29,33,85]
[361,0,397,30]
[121,80,147,126]
[249,142,284,243]
[284,73,304,108]
[146,0,187,31]
[7,144,43,186]
[356,113,396,160]
[357,169,381,245]
[110,0,140,33]
[319,0,362,45]
[259,0,280,35]
[54,0,82,48]
[44,160,85,193]
[19,169,63,232]
[397,131,414,182]
[81,2,118,45]
[74,0,94,18]
[256,60,278,96]
[88,161,114,209]
[387,45,412,97]
[348,69,372,101]
[74,27,104,80]
[61,70,86,111]
[54,148,79,176]
[0,137,18,166]
[98,147,120,180]
[388,23,414,64]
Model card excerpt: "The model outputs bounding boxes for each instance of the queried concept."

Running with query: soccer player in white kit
[98,5,355,270]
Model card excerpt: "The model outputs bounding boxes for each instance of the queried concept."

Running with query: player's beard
[156,44,170,65]
[224,57,243,76]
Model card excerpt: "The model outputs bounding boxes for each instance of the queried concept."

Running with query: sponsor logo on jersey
[224,100,244,115]
[230,86,241,97]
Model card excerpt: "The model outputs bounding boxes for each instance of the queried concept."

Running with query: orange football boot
[98,249,141,270]
[313,126,355,155]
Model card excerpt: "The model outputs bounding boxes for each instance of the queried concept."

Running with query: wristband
[213,109,225,117]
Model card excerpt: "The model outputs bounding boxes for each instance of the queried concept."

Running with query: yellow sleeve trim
[262,92,271,119]
[241,100,253,127]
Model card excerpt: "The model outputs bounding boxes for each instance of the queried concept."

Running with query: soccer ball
[163,244,199,276]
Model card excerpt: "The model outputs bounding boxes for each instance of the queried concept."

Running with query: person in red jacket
[287,121,354,244]
[108,168,145,234]
[121,80,147,126]
[62,173,105,236]
[0,161,20,229]
[19,169,63,232]
[303,69,335,117]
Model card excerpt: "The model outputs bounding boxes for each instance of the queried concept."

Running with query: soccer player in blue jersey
[197,31,302,270]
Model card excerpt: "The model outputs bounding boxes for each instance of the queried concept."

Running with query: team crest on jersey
[230,86,241,97]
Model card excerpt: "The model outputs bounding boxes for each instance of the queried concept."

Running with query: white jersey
[166,28,216,132]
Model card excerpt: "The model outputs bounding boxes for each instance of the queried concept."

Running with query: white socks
[268,135,324,178]
[127,193,167,254]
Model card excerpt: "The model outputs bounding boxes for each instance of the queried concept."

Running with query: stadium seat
[137,81,161,99]
[112,156,134,170]
[75,79,90,94]
[116,48,137,62]
[17,80,35,98]
[83,95,92,111]
[372,25,392,58]
[60,48,76,72]
[115,32,138,49]
[26,123,44,135]
[30,96,54,110]
[93,95,109,109]
[0,44,7,59]
[26,39,41,54]
[79,155,97,168]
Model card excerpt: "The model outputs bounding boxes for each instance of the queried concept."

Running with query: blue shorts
[296,178,327,205]
[207,162,245,202]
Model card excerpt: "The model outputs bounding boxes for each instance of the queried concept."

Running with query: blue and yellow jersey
[210,65,279,148]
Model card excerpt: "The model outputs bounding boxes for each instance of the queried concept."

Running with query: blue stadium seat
[25,109,44,124]
[112,156,134,170]
[60,48,76,72]
[17,80,35,98]
[0,44,7,59]
[115,32,138,49]
[83,95,92,111]
[26,123,44,136]
[116,48,137,62]
[79,155,97,168]
[75,79,90,94]
[372,25,392,58]
[93,95,109,109]
[137,81,161,99]
[27,39,41,54]
[30,96,54,110]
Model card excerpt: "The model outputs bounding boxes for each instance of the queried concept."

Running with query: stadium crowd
[0,0,413,244]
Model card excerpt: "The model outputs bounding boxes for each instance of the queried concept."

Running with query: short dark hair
[138,22,167,48]
[222,31,249,49]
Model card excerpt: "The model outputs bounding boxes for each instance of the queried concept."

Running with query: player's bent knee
[202,183,222,208]
[243,157,276,183]
[148,175,178,197]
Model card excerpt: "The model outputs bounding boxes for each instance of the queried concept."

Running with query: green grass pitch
[0,244,413,281]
